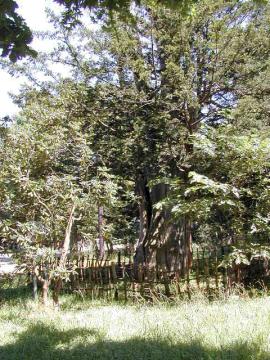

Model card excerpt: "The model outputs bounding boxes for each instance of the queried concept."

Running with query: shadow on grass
[0,285,32,304]
[0,322,268,360]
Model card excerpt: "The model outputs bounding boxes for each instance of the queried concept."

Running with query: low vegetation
[0,288,270,359]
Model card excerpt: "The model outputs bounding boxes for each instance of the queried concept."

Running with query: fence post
[175,271,181,297]
[206,254,211,298]
[107,266,111,300]
[114,287,119,301]
[99,265,104,298]
[162,266,171,298]
[123,261,127,302]
[111,262,117,282]
[118,252,121,267]
[196,248,200,289]
[186,268,191,300]
[215,247,219,293]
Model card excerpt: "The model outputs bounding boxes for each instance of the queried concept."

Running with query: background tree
[0,81,123,303]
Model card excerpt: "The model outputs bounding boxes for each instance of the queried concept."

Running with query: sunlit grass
[1,289,270,359]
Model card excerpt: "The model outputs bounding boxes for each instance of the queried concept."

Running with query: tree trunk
[135,173,152,265]
[98,205,105,258]
[32,273,38,300]
[52,278,62,308]
[41,279,49,306]
[53,204,76,307]
[134,176,192,275]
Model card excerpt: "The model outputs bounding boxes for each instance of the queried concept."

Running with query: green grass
[1,288,270,359]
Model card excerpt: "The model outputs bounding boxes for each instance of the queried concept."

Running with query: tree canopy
[0,0,198,61]
[1,0,266,61]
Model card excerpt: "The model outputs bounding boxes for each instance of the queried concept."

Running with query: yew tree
[80,0,270,273]
[2,0,270,276]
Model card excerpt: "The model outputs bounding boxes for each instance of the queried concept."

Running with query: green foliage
[0,0,197,61]
[1,0,265,62]
[153,123,270,246]
[54,0,198,25]
[0,81,125,272]
[162,126,270,245]
[0,0,37,61]
[220,244,270,269]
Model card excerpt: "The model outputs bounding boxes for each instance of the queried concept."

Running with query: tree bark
[53,204,76,307]
[52,278,62,307]
[98,205,105,258]
[41,279,49,306]
[134,176,193,275]
[32,273,38,301]
[33,265,50,305]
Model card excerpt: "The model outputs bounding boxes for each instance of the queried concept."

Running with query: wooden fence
[41,247,269,301]
[1,247,269,302]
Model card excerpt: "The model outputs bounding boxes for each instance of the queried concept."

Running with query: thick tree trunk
[134,176,192,275]
[52,278,62,307]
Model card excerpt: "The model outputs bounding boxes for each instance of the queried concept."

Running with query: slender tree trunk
[53,204,76,307]
[135,173,152,265]
[32,261,38,300]
[33,265,50,305]
[32,273,38,300]
[182,218,193,272]
[61,204,76,263]
[98,205,105,258]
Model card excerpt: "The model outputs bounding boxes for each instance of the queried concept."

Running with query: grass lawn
[1,288,270,359]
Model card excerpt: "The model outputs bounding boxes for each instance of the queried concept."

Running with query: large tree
[80,0,269,273]
[2,0,270,277]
